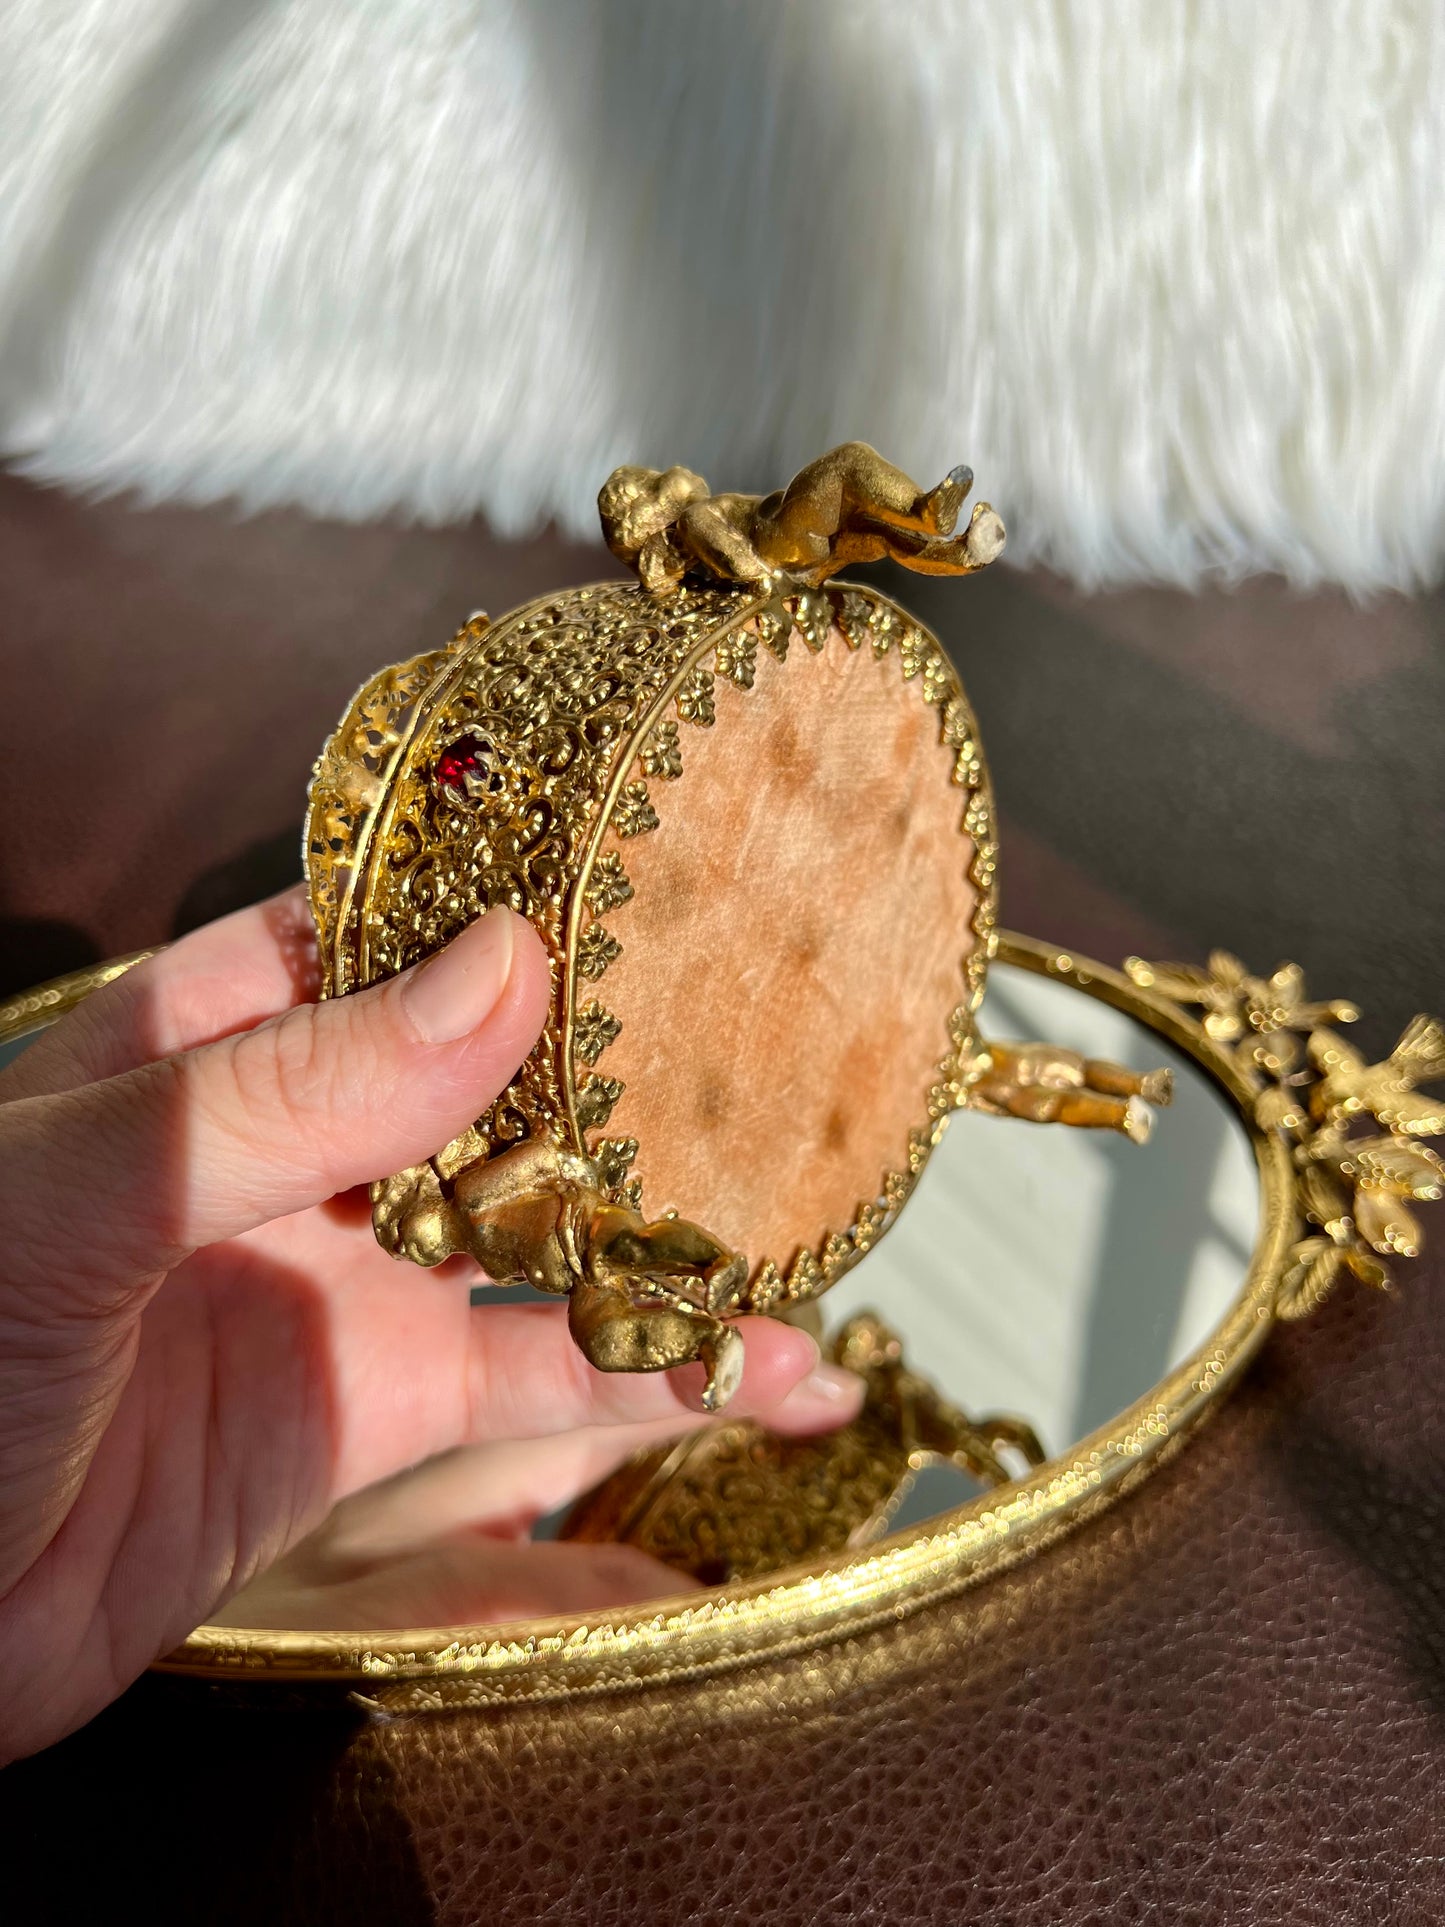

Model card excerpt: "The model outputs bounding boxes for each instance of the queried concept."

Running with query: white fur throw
[1,0,1441,589]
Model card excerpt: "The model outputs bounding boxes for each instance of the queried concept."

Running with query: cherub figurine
[373,1031,1174,1411]
[959,1041,1174,1144]
[599,441,1006,594]
[371,1142,750,1409]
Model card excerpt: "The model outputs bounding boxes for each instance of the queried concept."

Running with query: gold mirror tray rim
[146,931,1293,1708]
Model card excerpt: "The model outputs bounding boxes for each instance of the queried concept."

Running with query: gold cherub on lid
[598,440,1006,594]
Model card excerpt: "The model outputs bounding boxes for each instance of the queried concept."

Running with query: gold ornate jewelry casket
[302,446,1168,1407]
[6,446,1438,1704]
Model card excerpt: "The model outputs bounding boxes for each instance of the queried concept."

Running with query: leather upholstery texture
[6,1268,1442,1924]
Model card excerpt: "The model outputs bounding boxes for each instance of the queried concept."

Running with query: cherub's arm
[675,497,774,586]
[450,1135,594,1213]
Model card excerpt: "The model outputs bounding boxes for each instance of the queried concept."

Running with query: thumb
[2,908,553,1284]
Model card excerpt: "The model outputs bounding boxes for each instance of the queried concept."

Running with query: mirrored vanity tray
[5,441,1437,1730]
[150,930,1305,1709]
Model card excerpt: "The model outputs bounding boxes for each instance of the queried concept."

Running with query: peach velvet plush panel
[591,619,976,1274]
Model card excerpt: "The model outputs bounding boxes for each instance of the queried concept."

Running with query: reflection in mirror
[823,965,1258,1460]
[207,960,1259,1628]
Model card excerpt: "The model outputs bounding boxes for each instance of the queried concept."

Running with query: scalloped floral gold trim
[566,579,997,1306]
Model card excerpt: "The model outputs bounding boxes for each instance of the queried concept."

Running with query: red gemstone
[435,732,503,800]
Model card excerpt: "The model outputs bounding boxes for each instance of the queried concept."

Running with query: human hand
[0,889,862,1761]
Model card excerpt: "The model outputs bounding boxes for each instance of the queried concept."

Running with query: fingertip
[766,1362,867,1438]
[667,1316,819,1416]
[495,908,553,1041]
[443,906,553,1067]
[736,1316,822,1402]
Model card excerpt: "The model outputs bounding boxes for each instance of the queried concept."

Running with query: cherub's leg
[568,1275,745,1412]
[751,443,969,567]
[1082,1059,1174,1106]
[451,1135,595,1214]
[863,502,1006,576]
[571,1202,750,1408]
[807,443,974,534]
[371,1162,469,1266]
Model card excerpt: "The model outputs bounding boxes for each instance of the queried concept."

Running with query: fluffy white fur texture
[1,0,1442,588]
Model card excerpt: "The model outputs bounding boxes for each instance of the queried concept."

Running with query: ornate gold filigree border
[148,933,1298,1705]
[302,578,994,1292]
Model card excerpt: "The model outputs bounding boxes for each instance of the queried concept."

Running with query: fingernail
[787,1364,864,1409]
[402,911,516,1043]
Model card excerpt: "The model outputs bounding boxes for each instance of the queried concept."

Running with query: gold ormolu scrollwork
[4,929,1431,1690]
[1125,952,1445,1318]
[158,936,1301,1701]
[304,450,1167,1410]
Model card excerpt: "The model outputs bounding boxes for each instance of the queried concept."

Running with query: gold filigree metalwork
[1126,954,1444,1320]
[303,533,1014,1402]
[561,1313,1045,1583]
[305,642,459,991]
[1124,950,1359,1079]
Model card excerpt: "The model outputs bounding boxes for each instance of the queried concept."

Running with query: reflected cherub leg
[963,1041,1174,1145]
[1078,1058,1174,1105]
[969,1413,1048,1472]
